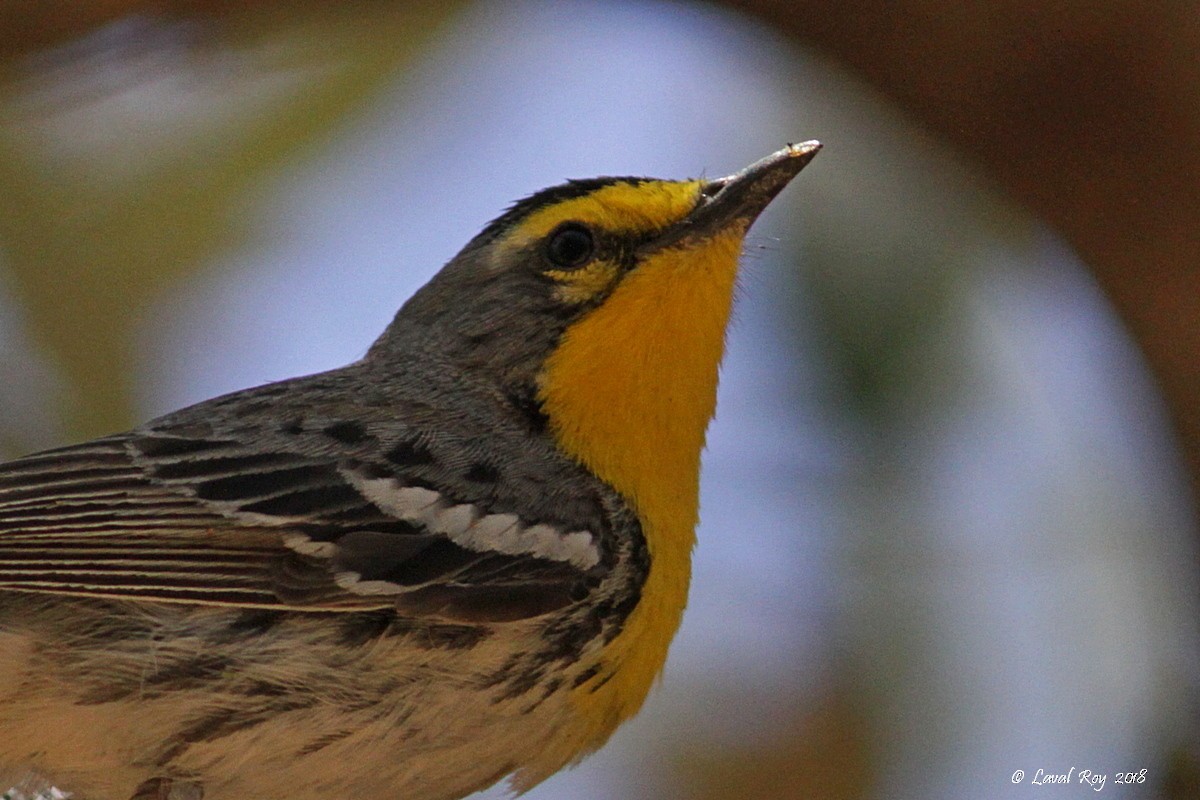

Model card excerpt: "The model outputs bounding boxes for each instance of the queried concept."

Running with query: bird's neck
[536,231,742,743]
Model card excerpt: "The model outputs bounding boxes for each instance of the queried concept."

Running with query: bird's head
[374,143,820,516]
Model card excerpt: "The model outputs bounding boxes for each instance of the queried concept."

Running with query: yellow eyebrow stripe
[508,179,704,243]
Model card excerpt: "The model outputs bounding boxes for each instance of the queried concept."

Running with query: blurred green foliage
[0,1,463,439]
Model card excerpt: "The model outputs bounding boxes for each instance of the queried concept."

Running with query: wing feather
[0,430,603,621]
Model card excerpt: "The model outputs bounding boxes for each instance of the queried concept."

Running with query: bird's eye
[545,223,595,268]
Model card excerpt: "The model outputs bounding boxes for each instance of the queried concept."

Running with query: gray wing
[0,427,605,622]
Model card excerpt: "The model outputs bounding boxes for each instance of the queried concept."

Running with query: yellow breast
[534,226,745,758]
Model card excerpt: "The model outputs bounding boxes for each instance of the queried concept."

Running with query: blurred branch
[0,1,318,58]
[671,680,872,800]
[0,1,463,437]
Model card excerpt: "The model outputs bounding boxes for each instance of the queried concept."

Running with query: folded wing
[0,431,601,622]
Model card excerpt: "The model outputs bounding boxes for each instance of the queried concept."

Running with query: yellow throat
[511,142,819,776]
[534,183,748,746]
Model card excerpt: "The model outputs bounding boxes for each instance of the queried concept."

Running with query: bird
[0,142,820,800]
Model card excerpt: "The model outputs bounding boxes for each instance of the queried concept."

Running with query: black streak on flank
[538,676,563,701]
[143,653,232,689]
[219,609,286,642]
[237,680,291,698]
[535,605,604,672]
[156,710,258,766]
[78,654,242,705]
[323,420,370,444]
[339,609,397,647]
[483,654,523,690]
[499,665,545,701]
[298,728,357,756]
[571,664,600,688]
[588,670,616,693]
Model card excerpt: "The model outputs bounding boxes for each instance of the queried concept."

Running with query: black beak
[645,141,821,251]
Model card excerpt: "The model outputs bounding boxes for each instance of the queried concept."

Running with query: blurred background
[1,1,1198,798]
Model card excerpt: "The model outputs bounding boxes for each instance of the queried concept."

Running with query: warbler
[0,142,819,800]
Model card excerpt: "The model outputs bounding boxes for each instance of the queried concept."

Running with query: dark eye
[545,223,595,268]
